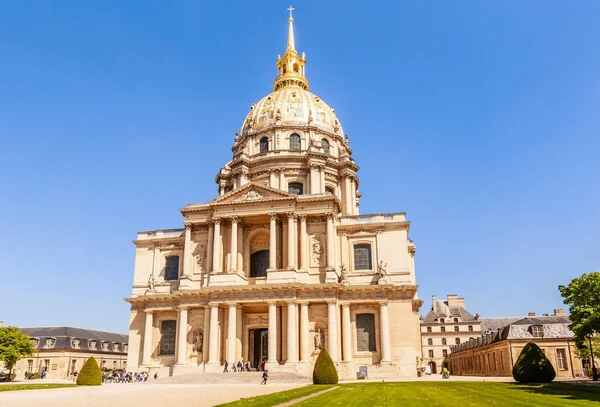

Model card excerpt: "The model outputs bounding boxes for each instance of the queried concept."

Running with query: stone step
[159,371,310,384]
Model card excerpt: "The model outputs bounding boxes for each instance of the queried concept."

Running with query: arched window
[289,133,301,150]
[325,187,334,195]
[321,138,330,154]
[159,320,176,355]
[260,137,269,153]
[165,256,179,281]
[288,182,303,195]
[353,243,372,270]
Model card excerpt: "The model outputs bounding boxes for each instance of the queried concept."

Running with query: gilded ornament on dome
[258,96,275,122]
[287,90,303,117]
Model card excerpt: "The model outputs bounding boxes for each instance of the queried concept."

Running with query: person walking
[442,366,449,379]
[261,369,269,385]
[223,361,229,373]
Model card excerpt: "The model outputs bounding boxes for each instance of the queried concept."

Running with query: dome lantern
[273,7,309,91]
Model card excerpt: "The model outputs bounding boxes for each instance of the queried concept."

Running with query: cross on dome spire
[274,6,308,91]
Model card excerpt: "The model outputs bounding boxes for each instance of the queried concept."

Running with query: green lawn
[218,382,600,407]
[215,385,333,407]
[0,383,77,392]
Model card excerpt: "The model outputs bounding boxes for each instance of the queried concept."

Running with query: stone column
[326,213,335,271]
[287,302,298,363]
[344,175,352,215]
[269,169,277,188]
[184,223,193,276]
[299,302,309,362]
[229,216,239,272]
[327,301,338,361]
[237,222,244,273]
[206,223,214,275]
[202,305,210,363]
[219,183,225,196]
[208,304,220,364]
[287,212,295,270]
[319,165,326,193]
[142,310,153,366]
[176,306,189,365]
[350,176,357,215]
[342,304,352,362]
[310,165,318,194]
[268,213,277,271]
[267,301,277,364]
[379,301,392,363]
[212,218,222,273]
[227,303,237,364]
[279,168,286,191]
[298,215,307,270]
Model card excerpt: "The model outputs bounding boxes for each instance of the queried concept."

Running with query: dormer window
[30,338,39,348]
[44,338,56,349]
[289,133,301,150]
[101,341,110,351]
[123,344,128,352]
[88,340,97,350]
[440,318,445,323]
[113,343,120,352]
[531,325,544,338]
[71,338,81,349]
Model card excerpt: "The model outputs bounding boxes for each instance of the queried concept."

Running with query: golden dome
[240,8,343,138]
[240,87,343,136]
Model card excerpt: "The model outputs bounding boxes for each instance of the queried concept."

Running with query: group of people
[222,360,252,373]
[102,370,154,383]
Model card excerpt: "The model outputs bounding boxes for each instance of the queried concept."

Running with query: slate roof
[422,300,479,323]
[480,317,524,333]
[21,327,128,354]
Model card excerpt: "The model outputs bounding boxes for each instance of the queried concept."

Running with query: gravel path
[0,382,307,407]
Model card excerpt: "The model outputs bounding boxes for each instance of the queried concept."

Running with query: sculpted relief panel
[193,243,207,274]
[310,235,325,267]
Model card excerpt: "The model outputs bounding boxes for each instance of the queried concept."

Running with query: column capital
[225,302,238,308]
[268,212,279,221]
[203,304,211,310]
[378,300,389,307]
[209,303,220,309]
[286,300,297,306]
[298,214,307,222]
[229,215,240,224]
[326,300,338,306]
[341,303,351,309]
[212,217,222,225]
[267,300,278,306]
[178,305,190,311]
[297,300,309,306]
[144,309,154,315]
[325,212,336,221]
[278,167,286,173]
[184,222,193,230]
[286,211,296,220]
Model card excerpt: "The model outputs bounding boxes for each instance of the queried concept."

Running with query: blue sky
[1,1,598,334]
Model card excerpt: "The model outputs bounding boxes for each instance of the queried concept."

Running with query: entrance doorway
[429,361,437,374]
[250,250,269,277]
[249,328,268,369]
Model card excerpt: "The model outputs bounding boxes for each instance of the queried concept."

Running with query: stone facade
[420,294,482,373]
[125,12,423,380]
[447,311,585,378]
[13,327,128,380]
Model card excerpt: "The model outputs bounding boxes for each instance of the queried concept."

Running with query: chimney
[432,296,437,312]
[528,312,536,317]
[553,309,565,316]
[447,294,459,307]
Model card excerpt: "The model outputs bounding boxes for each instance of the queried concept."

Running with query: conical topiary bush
[512,342,556,383]
[76,356,102,386]
[312,348,338,384]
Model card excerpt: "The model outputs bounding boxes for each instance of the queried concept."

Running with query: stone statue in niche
[311,236,324,267]
[194,244,207,272]
[313,328,325,350]
[147,274,155,291]
[192,331,203,353]
[377,260,387,277]
[339,263,349,285]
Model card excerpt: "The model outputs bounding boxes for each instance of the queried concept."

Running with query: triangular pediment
[210,183,296,205]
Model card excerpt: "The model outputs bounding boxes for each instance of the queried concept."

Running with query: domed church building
[125,10,423,380]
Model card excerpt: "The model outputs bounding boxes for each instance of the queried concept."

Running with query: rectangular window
[427,327,432,333]
[441,327,446,333]
[443,350,448,357]
[165,256,179,281]
[353,244,372,270]
[428,350,434,358]
[468,325,473,332]
[454,326,459,332]
[427,338,433,346]
[500,351,504,370]
[455,338,460,345]
[159,320,177,355]
[288,183,303,195]
[556,349,568,370]
[356,314,376,352]
[531,325,544,338]
[27,360,33,372]
[442,338,447,345]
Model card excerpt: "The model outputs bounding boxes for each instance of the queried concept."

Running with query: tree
[312,348,338,384]
[0,327,35,377]
[512,342,556,383]
[559,271,600,380]
[76,357,102,386]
